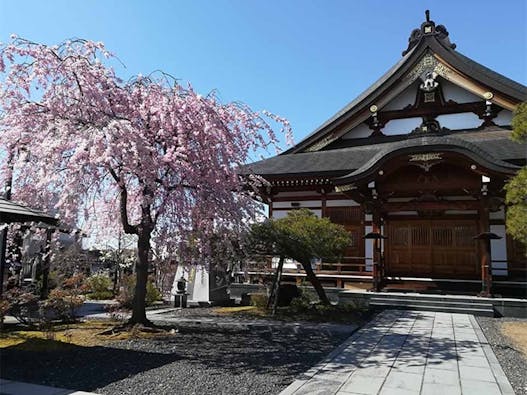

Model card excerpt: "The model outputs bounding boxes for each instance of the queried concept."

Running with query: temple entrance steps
[367,293,495,317]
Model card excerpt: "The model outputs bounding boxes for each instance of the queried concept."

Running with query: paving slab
[0,380,99,395]
[423,367,459,385]
[280,309,515,395]
[420,382,461,395]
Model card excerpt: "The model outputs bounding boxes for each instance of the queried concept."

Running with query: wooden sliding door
[386,219,479,279]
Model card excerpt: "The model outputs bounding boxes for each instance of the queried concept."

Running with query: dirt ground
[500,321,527,357]
[0,320,168,350]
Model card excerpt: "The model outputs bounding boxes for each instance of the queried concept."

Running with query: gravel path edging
[476,316,527,395]
[470,315,515,394]
[279,325,363,395]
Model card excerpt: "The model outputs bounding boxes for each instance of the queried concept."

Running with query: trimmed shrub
[118,275,161,308]
[40,288,84,323]
[86,274,113,300]
[276,284,301,306]
[86,291,114,300]
[4,288,40,325]
[249,293,268,309]
[62,273,88,290]
[0,299,11,329]
[288,292,313,314]
[146,281,162,306]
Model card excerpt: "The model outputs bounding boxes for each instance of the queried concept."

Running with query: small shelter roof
[0,198,59,225]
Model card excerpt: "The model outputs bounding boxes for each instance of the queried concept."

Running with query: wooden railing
[492,259,527,280]
[243,255,373,277]
[315,257,371,275]
[241,255,525,283]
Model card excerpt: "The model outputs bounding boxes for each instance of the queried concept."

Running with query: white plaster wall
[365,225,373,272]
[489,208,505,220]
[342,123,372,139]
[490,224,508,275]
[339,80,508,140]
[326,199,360,207]
[441,79,481,103]
[383,84,417,111]
[383,117,422,135]
[436,112,482,130]
[272,210,289,219]
[310,209,322,218]
[493,110,513,126]
[272,200,321,209]
[272,257,298,270]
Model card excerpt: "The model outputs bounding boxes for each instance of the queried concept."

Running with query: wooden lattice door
[326,207,364,271]
[386,220,479,279]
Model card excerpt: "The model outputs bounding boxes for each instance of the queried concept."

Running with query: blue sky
[1,0,525,151]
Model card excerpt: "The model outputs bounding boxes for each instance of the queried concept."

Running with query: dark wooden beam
[378,101,485,122]
[382,200,480,212]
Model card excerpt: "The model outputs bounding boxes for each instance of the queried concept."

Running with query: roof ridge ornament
[402,10,457,56]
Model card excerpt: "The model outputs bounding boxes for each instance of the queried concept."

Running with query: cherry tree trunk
[301,261,330,305]
[129,230,151,325]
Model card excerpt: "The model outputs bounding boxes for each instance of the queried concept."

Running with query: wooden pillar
[372,209,382,292]
[321,188,327,218]
[40,228,53,300]
[478,203,492,296]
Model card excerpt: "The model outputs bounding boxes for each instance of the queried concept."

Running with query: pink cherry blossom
[0,37,292,324]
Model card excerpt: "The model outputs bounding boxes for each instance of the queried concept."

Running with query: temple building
[243,12,526,295]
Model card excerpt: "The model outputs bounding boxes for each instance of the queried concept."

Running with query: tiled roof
[243,128,525,177]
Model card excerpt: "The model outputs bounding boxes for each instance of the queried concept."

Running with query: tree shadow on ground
[0,325,352,393]
[0,338,182,391]
[306,309,488,379]
[286,310,492,394]
[123,325,352,376]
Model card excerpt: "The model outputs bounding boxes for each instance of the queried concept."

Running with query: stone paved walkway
[281,310,515,395]
[0,379,98,395]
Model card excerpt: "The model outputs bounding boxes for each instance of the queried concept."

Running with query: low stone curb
[469,315,516,395]
[279,324,364,395]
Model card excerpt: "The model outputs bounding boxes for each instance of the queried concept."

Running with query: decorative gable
[288,12,526,154]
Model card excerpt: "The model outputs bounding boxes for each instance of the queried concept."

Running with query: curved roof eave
[334,136,520,185]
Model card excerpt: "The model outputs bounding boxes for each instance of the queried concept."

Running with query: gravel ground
[477,316,527,395]
[0,324,353,395]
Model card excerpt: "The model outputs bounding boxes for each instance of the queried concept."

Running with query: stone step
[369,296,493,309]
[369,299,495,317]
[369,292,495,304]
[369,302,495,317]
